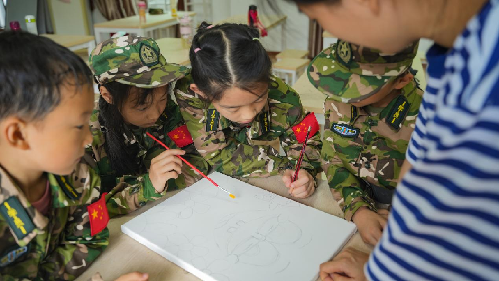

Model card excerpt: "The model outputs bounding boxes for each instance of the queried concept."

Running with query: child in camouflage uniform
[87,35,210,217]
[308,40,423,245]
[175,22,322,198]
[0,32,147,280]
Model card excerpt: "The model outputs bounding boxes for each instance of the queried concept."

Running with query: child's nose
[242,107,257,120]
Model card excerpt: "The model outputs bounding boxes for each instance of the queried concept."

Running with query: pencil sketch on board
[122,172,356,281]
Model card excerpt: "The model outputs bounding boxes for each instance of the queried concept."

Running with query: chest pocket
[331,117,379,182]
[324,101,364,169]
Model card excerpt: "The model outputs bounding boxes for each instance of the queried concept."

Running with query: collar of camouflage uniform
[0,166,94,245]
[204,101,272,138]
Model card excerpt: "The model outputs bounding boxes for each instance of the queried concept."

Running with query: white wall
[211,0,231,23]
[229,0,308,51]
[5,0,37,30]
[90,0,309,51]
[49,0,91,35]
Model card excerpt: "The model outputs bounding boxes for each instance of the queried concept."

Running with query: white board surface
[122,172,356,281]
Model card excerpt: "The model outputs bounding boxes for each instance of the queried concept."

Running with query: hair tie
[252,38,260,41]
[194,48,201,53]
[207,25,214,29]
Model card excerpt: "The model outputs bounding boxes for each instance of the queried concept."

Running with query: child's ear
[2,117,30,150]
[393,72,414,90]
[99,85,113,104]
[189,84,207,99]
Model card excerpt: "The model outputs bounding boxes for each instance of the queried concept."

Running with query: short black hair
[190,22,272,102]
[0,31,93,121]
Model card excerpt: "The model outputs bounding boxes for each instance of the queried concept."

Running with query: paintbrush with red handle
[146,132,235,199]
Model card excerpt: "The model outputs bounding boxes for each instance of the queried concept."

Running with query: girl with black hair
[87,35,209,217]
[175,22,322,199]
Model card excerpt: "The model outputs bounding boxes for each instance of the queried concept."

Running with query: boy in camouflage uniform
[0,32,146,280]
[87,36,210,217]
[308,40,423,245]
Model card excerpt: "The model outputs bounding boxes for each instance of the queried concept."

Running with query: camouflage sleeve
[175,90,290,178]
[83,143,163,217]
[39,165,109,280]
[86,123,209,217]
[102,146,208,217]
[276,81,322,178]
[104,172,165,217]
[322,129,376,221]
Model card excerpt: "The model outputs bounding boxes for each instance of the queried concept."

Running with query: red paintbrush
[146,132,235,199]
[292,126,312,182]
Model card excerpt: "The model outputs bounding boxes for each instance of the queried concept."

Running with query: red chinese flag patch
[87,192,109,236]
[167,125,194,148]
[292,113,320,143]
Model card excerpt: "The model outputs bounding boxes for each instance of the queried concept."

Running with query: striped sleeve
[367,1,499,280]
[367,106,499,281]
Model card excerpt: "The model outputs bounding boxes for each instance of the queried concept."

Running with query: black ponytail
[98,82,155,176]
[190,22,272,102]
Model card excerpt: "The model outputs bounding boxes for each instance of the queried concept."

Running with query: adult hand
[352,207,388,246]
[320,248,369,281]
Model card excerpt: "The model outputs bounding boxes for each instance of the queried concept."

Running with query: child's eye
[136,107,148,112]
[75,125,84,129]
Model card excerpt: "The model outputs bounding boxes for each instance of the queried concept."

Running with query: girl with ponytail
[175,22,322,199]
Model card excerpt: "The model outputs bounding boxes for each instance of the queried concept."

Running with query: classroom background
[0,1,431,280]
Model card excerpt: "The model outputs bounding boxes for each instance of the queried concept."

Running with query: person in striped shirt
[268,0,499,280]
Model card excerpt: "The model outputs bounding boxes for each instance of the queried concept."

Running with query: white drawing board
[122,172,356,281]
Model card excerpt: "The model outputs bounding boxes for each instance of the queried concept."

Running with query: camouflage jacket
[321,81,423,220]
[86,89,210,217]
[0,164,108,280]
[175,74,322,178]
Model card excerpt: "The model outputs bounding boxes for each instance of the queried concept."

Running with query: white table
[93,12,196,44]
[41,34,96,56]
[155,37,190,66]
[76,176,370,281]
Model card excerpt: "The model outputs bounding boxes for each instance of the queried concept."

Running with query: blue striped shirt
[366,1,499,280]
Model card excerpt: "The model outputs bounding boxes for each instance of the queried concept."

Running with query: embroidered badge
[336,40,352,66]
[0,197,36,240]
[259,112,270,134]
[55,176,81,200]
[139,43,159,67]
[167,125,194,148]
[332,123,360,138]
[205,109,220,132]
[0,245,29,267]
[87,193,109,236]
[386,95,410,131]
[292,113,320,143]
